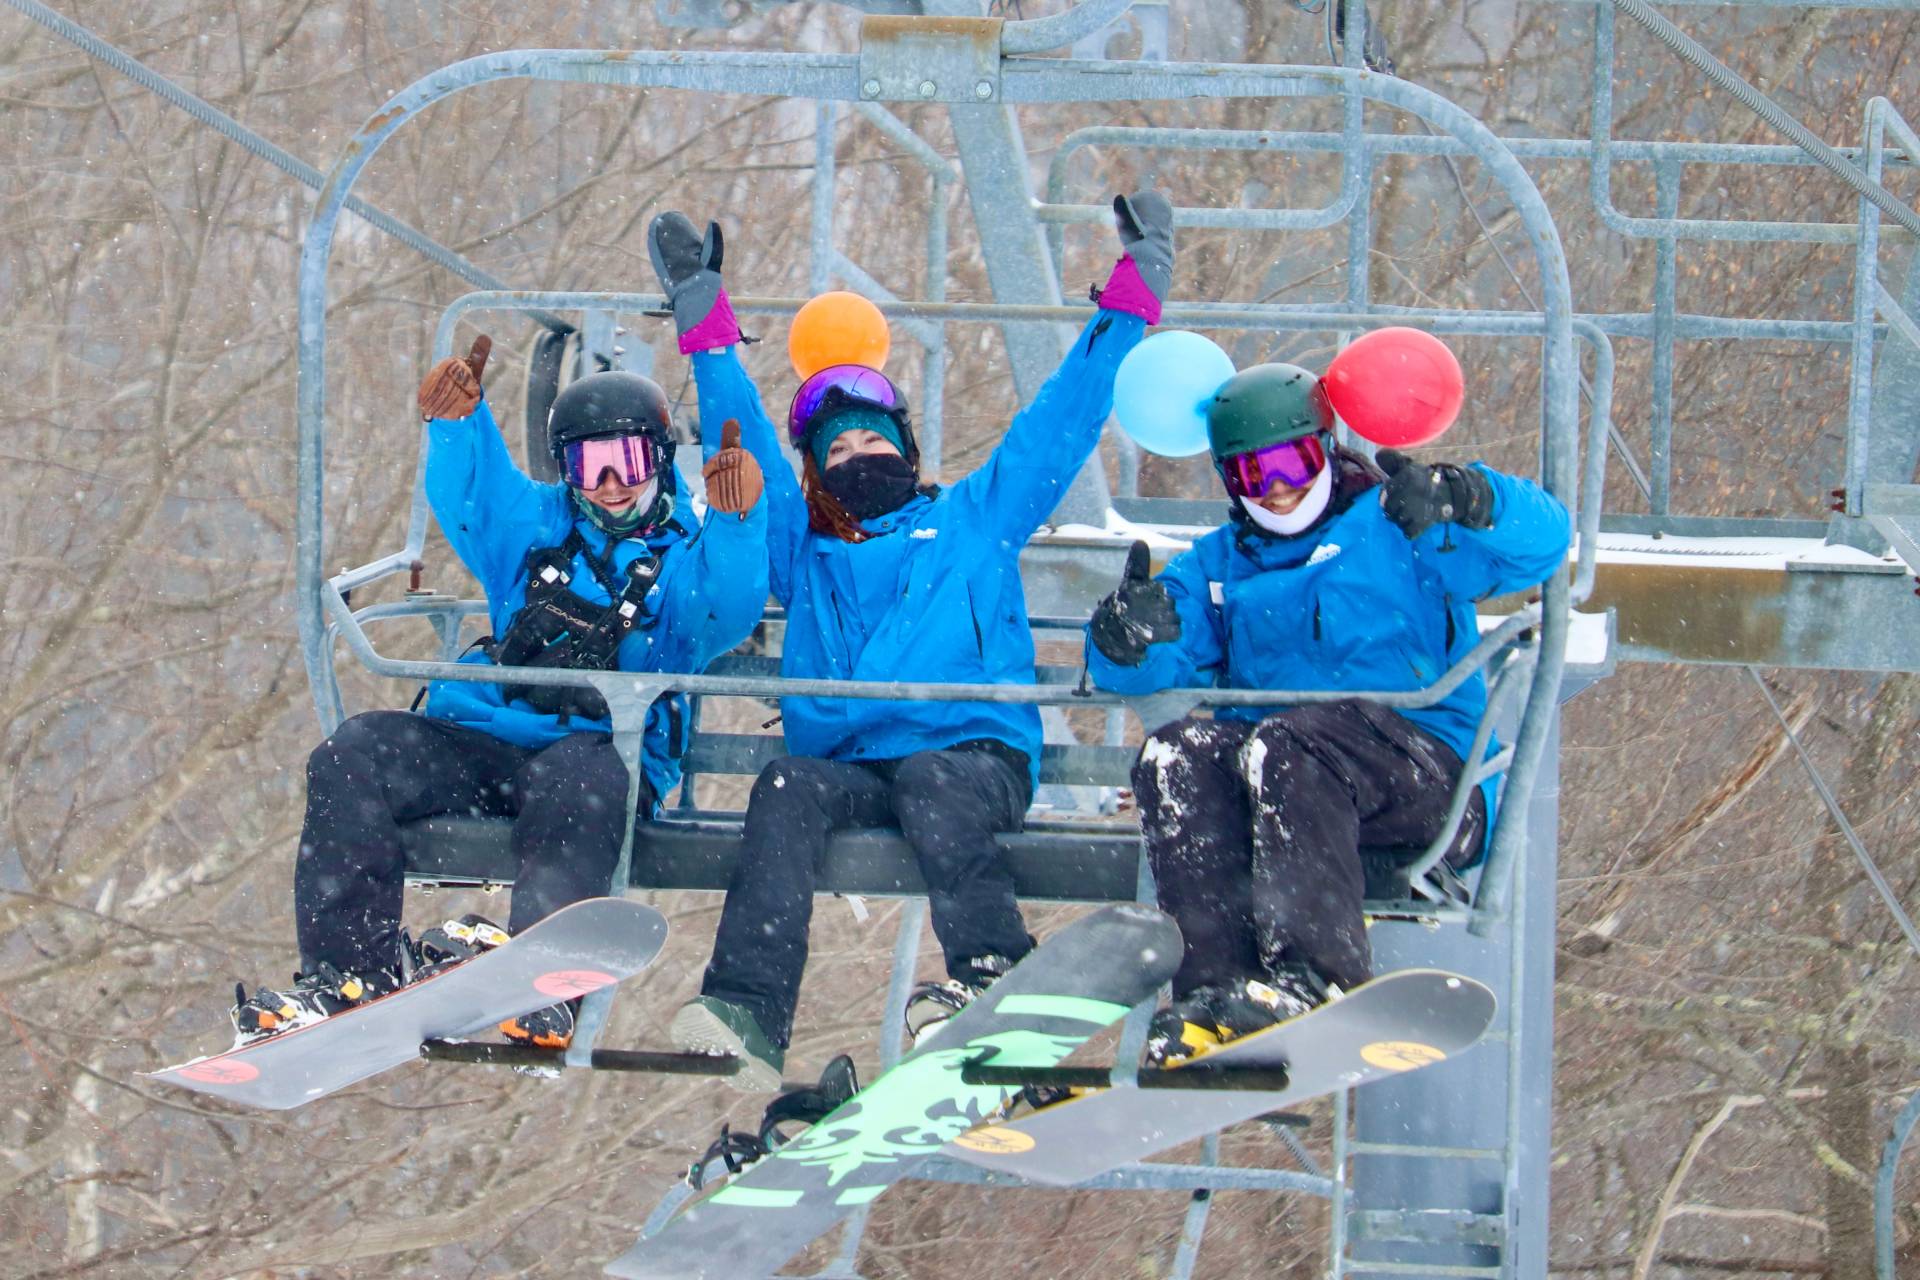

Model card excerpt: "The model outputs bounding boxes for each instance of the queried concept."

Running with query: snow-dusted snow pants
[700,745,1034,1049]
[1134,701,1486,995]
[293,710,649,976]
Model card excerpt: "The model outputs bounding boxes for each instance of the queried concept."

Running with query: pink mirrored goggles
[562,435,657,489]
[1221,434,1328,500]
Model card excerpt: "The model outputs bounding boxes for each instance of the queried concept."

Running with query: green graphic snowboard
[602,904,1180,1279]
[943,968,1495,1186]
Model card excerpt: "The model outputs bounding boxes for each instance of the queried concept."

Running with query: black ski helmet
[547,370,676,464]
[546,371,679,533]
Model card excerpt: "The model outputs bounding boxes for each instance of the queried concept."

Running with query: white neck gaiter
[1238,462,1333,537]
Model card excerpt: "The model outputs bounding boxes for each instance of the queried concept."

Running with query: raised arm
[1376,450,1572,599]
[419,338,563,594]
[649,212,807,599]
[951,192,1174,548]
[952,308,1144,547]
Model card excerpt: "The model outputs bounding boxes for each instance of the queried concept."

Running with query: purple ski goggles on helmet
[1220,434,1328,500]
[562,434,657,490]
[787,364,904,447]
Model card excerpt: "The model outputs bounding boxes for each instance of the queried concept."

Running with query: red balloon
[1322,327,1464,448]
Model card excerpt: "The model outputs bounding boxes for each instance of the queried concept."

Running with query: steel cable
[6,0,572,334]
[1606,0,1920,240]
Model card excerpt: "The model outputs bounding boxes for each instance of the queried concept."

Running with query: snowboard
[944,968,1495,1187]
[602,904,1181,1280]
[145,897,668,1111]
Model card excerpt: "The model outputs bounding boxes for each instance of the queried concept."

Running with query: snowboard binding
[685,1054,860,1190]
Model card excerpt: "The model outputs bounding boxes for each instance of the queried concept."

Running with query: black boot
[904,953,1016,1047]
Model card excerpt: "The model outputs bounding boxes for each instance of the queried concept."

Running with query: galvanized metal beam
[908,0,1109,524]
[1586,559,1920,671]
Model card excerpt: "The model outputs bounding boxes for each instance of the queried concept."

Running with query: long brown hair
[801,453,943,542]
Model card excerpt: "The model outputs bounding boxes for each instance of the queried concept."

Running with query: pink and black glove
[1092,190,1174,325]
[649,212,742,354]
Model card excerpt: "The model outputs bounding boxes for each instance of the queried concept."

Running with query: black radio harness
[483,529,667,724]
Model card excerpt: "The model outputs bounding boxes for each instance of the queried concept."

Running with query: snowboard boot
[1142,988,1231,1069]
[670,996,785,1093]
[500,997,579,1050]
[414,913,509,977]
[230,961,402,1045]
[1143,970,1330,1068]
[904,953,1016,1048]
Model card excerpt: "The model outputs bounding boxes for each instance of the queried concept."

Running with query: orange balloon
[788,291,891,379]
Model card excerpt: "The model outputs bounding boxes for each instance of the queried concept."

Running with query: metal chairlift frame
[291,13,1600,1279]
[23,0,1920,1268]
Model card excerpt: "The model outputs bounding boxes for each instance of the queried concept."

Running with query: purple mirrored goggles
[787,364,904,447]
[1220,434,1328,500]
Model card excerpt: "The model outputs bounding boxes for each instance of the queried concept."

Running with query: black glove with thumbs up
[1376,448,1495,541]
[1090,540,1183,667]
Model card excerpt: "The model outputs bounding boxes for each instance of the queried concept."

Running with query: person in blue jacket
[230,338,767,1050]
[1085,361,1569,1065]
[644,194,1174,1090]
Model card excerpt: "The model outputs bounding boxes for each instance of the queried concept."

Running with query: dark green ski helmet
[1205,363,1334,459]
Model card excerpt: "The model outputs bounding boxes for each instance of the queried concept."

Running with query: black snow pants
[294,710,651,975]
[700,744,1034,1049]
[1134,701,1486,995]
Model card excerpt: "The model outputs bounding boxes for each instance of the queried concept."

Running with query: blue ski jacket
[692,310,1146,791]
[1088,461,1570,843]
[418,398,769,805]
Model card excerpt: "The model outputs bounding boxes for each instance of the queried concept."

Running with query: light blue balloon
[1113,331,1235,457]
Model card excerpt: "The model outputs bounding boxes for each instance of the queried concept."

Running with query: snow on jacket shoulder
[691,311,1146,789]
[417,398,768,805]
[1088,462,1570,841]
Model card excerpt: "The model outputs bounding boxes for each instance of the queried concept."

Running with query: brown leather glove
[417,335,492,421]
[702,419,764,517]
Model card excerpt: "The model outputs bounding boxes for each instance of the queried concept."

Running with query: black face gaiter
[822,452,919,521]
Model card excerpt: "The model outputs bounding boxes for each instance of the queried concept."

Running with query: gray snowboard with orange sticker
[145,897,667,1111]
[944,968,1495,1186]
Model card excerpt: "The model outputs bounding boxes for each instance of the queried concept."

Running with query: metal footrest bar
[1340,1263,1503,1278]
[913,1154,1334,1197]
[961,1062,1291,1091]
[1346,1142,1505,1161]
[421,1039,796,1081]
